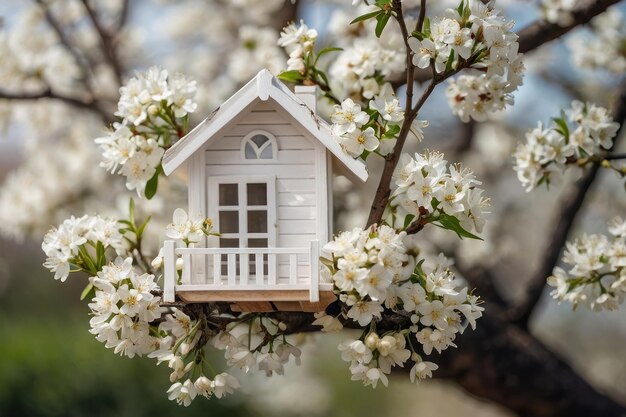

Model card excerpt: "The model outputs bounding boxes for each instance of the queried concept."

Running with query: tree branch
[80,0,124,86]
[0,88,112,124]
[33,0,94,93]
[366,56,481,227]
[238,303,626,417]
[517,0,622,53]
[397,0,622,87]
[508,81,626,327]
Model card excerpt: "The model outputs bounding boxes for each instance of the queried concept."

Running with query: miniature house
[161,69,368,312]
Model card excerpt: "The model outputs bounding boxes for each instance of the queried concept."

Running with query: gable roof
[162,69,368,183]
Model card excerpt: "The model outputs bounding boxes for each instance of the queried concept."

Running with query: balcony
[162,240,335,312]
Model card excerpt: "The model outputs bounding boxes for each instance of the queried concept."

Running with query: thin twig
[415,0,426,32]
[80,0,124,86]
[394,0,621,87]
[603,153,626,161]
[0,88,111,123]
[33,0,94,94]
[115,0,131,31]
[366,54,480,227]
[393,0,416,116]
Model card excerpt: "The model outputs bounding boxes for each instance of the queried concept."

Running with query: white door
[208,176,277,276]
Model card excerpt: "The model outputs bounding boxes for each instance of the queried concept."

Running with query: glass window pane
[259,144,273,159]
[219,184,238,205]
[219,211,239,233]
[248,210,267,233]
[247,183,267,205]
[219,238,239,248]
[251,135,269,147]
[248,238,268,248]
[244,142,257,159]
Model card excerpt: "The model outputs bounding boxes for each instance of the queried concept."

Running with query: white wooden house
[161,69,368,312]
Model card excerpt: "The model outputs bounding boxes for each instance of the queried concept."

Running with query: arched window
[241,130,277,161]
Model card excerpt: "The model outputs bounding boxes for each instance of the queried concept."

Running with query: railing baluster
[227,253,236,286]
[213,254,220,285]
[268,253,277,285]
[255,253,263,285]
[182,253,191,284]
[289,254,297,285]
[240,253,249,285]
[163,241,176,302]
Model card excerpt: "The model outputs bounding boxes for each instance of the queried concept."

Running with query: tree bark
[434,303,626,417]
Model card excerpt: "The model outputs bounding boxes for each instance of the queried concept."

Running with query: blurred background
[0,0,625,416]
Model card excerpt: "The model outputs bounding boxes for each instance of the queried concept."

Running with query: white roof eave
[162,69,368,183]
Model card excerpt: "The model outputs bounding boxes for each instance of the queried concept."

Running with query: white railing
[163,240,320,303]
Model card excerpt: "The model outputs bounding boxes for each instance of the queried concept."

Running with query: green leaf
[314,47,343,65]
[129,198,135,225]
[277,70,304,83]
[456,0,464,17]
[350,10,382,25]
[403,214,415,230]
[552,116,570,142]
[80,283,94,301]
[95,241,105,269]
[315,69,330,86]
[423,17,430,35]
[433,212,483,240]
[411,31,426,41]
[444,49,455,72]
[384,124,401,138]
[137,215,152,239]
[144,165,162,200]
[375,12,391,38]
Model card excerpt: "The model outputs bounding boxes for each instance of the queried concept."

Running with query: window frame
[207,175,277,249]
[240,130,278,162]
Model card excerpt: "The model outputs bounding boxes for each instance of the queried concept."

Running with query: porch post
[163,240,176,303]
[309,240,320,302]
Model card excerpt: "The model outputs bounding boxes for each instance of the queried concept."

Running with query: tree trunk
[435,303,626,417]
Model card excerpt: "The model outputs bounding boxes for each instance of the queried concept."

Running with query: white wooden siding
[202,101,321,261]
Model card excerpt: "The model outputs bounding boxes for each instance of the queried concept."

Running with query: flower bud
[151,256,163,269]
[278,322,287,331]
[195,376,213,395]
[148,104,159,116]
[364,332,379,350]
[176,257,184,271]
[376,335,397,357]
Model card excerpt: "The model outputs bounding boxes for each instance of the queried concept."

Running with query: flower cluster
[42,214,125,282]
[568,8,626,74]
[89,257,165,358]
[330,98,378,158]
[229,26,284,82]
[513,101,620,191]
[323,225,415,308]
[212,317,302,377]
[278,20,318,73]
[548,217,626,311]
[541,0,577,26]
[330,37,405,99]
[407,0,525,122]
[148,309,241,406]
[339,333,410,388]
[330,84,427,159]
[390,151,490,236]
[321,227,483,387]
[165,208,217,247]
[95,67,197,197]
